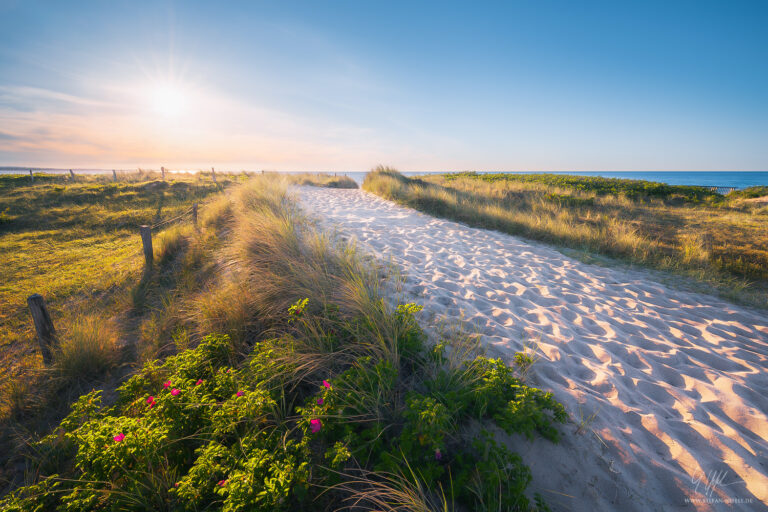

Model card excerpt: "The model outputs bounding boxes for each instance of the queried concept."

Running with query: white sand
[297,187,768,511]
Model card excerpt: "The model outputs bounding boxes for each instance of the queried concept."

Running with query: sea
[1,167,766,190]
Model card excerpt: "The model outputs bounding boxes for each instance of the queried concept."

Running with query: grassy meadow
[0,171,248,493]
[363,168,768,307]
[1,173,565,511]
[0,171,243,393]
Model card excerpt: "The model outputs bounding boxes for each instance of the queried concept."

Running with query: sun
[150,84,186,118]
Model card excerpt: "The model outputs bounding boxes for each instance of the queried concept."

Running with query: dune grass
[1,174,566,511]
[363,168,768,307]
[286,172,358,189]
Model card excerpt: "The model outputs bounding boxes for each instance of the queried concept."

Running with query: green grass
[0,171,248,491]
[0,172,244,392]
[445,171,724,203]
[363,168,768,308]
[1,174,565,511]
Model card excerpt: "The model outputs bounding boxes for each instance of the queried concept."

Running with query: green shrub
[727,185,768,199]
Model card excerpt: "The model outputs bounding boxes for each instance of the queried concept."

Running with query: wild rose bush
[2,302,565,511]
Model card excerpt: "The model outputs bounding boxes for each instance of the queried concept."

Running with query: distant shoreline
[1,168,767,189]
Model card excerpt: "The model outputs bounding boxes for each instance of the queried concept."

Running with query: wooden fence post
[27,294,57,365]
[211,167,217,183]
[140,225,153,267]
[113,169,117,181]
[29,169,34,182]
[192,203,198,229]
[161,166,166,180]
[69,169,75,180]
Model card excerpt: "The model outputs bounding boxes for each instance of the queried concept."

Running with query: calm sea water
[2,167,766,189]
[340,171,768,188]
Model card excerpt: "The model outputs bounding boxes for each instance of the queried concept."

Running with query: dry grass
[52,315,120,382]
[285,172,359,189]
[363,168,768,307]
[331,467,451,512]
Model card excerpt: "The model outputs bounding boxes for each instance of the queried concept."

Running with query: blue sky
[0,0,766,171]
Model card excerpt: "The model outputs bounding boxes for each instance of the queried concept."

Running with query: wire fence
[149,205,196,230]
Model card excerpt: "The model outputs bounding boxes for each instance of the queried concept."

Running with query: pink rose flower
[217,479,227,487]
[322,380,331,389]
[309,418,322,433]
[113,433,125,443]
[171,388,180,396]
[163,380,171,388]
[236,391,243,397]
[196,379,203,385]
[317,398,324,406]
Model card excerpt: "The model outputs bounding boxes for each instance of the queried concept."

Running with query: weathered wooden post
[27,294,57,365]
[29,169,34,182]
[112,169,117,181]
[69,169,75,180]
[140,225,153,268]
[161,166,166,180]
[211,167,217,183]
[191,203,198,229]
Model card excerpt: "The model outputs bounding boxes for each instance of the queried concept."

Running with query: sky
[0,0,766,172]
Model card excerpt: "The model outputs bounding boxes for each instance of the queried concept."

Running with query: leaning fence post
[192,203,198,229]
[27,294,57,365]
[29,169,34,182]
[211,167,217,183]
[140,225,153,268]
[69,169,75,180]
[113,169,117,181]
[161,166,166,180]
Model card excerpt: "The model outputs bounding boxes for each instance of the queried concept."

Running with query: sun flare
[150,84,186,118]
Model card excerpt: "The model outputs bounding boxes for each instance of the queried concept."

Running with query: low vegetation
[445,171,725,203]
[0,171,244,394]
[287,172,358,189]
[1,173,566,510]
[0,171,244,493]
[363,168,768,307]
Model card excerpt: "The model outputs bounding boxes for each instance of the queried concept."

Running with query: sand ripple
[298,187,768,511]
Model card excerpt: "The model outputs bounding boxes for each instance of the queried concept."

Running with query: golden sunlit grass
[363,168,768,307]
[0,171,247,491]
[0,172,243,404]
[287,172,358,189]
[52,314,121,382]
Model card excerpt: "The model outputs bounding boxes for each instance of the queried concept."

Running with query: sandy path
[297,187,768,511]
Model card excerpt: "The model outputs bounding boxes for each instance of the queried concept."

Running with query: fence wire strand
[149,206,195,229]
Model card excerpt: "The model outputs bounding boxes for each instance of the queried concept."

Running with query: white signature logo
[690,469,743,498]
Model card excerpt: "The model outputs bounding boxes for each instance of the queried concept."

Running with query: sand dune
[297,187,768,512]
